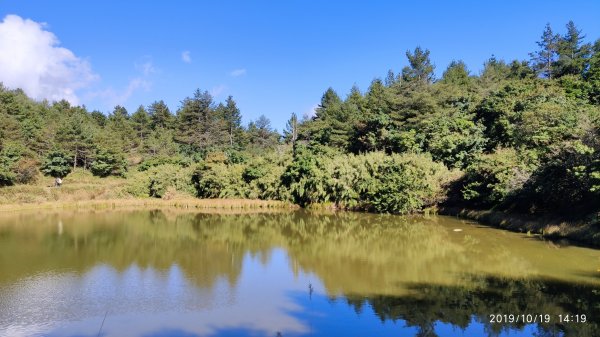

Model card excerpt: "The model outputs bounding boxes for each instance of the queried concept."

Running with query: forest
[0,21,599,218]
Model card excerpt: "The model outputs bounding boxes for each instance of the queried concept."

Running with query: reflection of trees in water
[1,209,600,337]
[342,275,600,337]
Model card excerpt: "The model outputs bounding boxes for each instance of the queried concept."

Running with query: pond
[0,209,599,337]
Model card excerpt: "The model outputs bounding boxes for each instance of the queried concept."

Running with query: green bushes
[41,150,72,179]
[125,164,195,198]
[192,163,247,198]
[281,150,451,214]
[192,154,291,200]
[0,143,39,186]
[515,140,600,212]
[90,148,127,177]
[460,148,532,207]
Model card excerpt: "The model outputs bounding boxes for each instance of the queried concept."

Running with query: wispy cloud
[181,51,191,63]
[210,84,227,97]
[0,14,98,105]
[86,57,154,108]
[86,78,151,108]
[135,58,156,76]
[230,68,246,77]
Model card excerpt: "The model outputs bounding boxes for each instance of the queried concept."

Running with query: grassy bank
[0,169,296,212]
[440,207,600,247]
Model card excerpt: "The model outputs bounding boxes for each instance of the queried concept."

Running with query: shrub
[281,150,450,213]
[41,150,72,178]
[460,148,531,207]
[138,156,189,172]
[13,158,39,184]
[91,148,127,177]
[516,140,600,213]
[192,163,248,198]
[0,142,37,186]
[125,164,195,198]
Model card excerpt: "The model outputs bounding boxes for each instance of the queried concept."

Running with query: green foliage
[516,140,600,212]
[138,156,189,172]
[0,155,15,186]
[460,149,532,207]
[280,149,329,206]
[281,149,449,213]
[0,142,38,186]
[41,150,72,178]
[126,164,195,198]
[402,46,435,84]
[90,148,127,177]
[192,163,248,199]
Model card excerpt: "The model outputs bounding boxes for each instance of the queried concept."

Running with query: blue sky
[1,1,599,131]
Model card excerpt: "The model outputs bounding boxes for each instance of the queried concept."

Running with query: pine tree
[284,112,298,157]
[555,21,590,77]
[131,105,151,141]
[148,100,174,130]
[441,60,470,85]
[401,47,435,84]
[530,23,559,78]
[222,96,242,147]
[176,89,221,150]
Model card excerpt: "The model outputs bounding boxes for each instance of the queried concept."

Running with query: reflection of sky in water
[1,248,553,337]
[2,211,598,337]
[2,249,313,337]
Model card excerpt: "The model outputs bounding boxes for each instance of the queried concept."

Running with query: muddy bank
[439,207,600,247]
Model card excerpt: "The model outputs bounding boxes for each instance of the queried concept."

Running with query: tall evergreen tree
[555,21,590,77]
[148,100,174,130]
[107,105,135,151]
[284,112,299,157]
[530,23,559,78]
[176,89,222,150]
[222,96,243,147]
[131,105,151,141]
[441,60,470,86]
[401,47,435,84]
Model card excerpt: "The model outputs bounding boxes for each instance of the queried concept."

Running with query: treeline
[1,21,599,216]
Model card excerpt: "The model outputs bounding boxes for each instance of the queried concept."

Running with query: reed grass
[0,198,298,213]
[0,168,297,213]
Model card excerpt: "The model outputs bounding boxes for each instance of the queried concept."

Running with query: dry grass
[440,207,600,247]
[0,168,297,213]
[0,198,297,213]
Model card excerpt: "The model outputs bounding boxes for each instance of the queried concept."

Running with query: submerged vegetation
[1,22,599,223]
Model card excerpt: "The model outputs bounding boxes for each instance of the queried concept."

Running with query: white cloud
[135,59,156,76]
[230,68,246,77]
[181,51,191,63]
[210,84,227,97]
[86,78,151,108]
[0,14,97,104]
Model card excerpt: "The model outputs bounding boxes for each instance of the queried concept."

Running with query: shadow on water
[275,275,600,337]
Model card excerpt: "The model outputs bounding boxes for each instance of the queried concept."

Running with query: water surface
[0,209,599,337]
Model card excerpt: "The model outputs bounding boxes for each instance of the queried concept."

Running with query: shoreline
[0,198,298,213]
[2,196,599,248]
[439,207,600,247]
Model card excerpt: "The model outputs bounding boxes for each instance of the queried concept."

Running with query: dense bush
[126,164,195,198]
[40,150,72,179]
[90,148,127,177]
[460,148,532,207]
[138,156,190,172]
[192,163,248,198]
[0,143,38,185]
[515,140,600,213]
[281,150,451,213]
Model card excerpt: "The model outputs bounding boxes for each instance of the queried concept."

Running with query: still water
[0,209,599,337]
